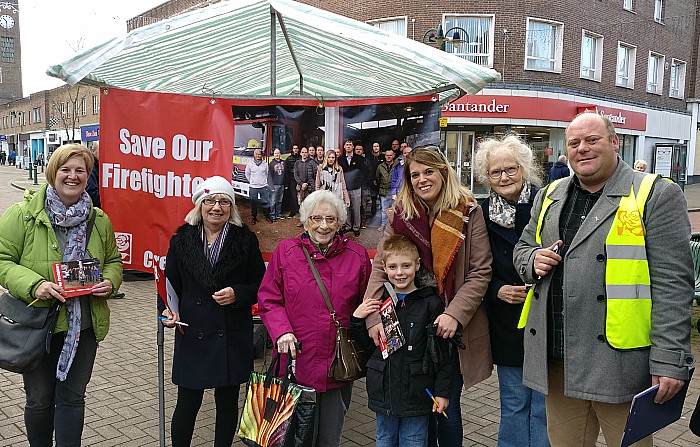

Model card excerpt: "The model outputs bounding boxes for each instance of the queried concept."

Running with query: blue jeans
[249,186,270,219]
[270,185,284,219]
[379,194,394,227]
[23,328,98,447]
[428,363,463,447]
[376,413,429,447]
[497,366,550,447]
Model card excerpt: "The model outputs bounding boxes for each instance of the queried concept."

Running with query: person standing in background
[366,142,384,219]
[294,146,315,227]
[284,145,301,218]
[338,139,366,237]
[634,159,648,172]
[547,155,570,182]
[86,141,101,209]
[245,148,272,224]
[268,148,286,221]
[375,147,396,232]
[355,144,372,229]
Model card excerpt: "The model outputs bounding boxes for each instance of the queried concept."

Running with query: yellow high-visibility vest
[518,174,658,350]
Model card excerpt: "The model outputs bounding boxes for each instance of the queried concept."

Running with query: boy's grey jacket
[513,158,694,404]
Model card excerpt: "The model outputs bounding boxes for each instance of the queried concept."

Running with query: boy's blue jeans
[497,365,550,447]
[376,413,429,447]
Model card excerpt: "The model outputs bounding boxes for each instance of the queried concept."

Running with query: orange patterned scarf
[392,200,470,303]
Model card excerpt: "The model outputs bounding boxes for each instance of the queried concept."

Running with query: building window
[366,16,407,37]
[60,102,66,117]
[654,0,663,23]
[669,59,686,99]
[443,15,494,67]
[1,36,14,63]
[580,31,603,81]
[0,67,3,83]
[623,0,634,11]
[81,98,86,116]
[616,42,636,89]
[33,107,41,123]
[525,18,563,73]
[92,95,99,114]
[646,52,664,95]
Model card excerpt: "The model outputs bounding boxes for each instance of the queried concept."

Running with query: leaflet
[52,258,102,298]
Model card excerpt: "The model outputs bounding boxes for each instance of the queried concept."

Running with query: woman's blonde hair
[45,144,94,187]
[474,135,543,191]
[395,148,475,220]
[321,149,341,171]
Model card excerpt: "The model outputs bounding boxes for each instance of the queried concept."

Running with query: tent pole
[277,14,303,95]
[157,312,166,447]
[270,6,276,96]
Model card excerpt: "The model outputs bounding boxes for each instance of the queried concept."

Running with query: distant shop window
[525,18,563,73]
[669,59,686,99]
[646,52,664,95]
[366,16,407,37]
[1,36,14,63]
[33,107,41,123]
[92,94,99,114]
[623,0,634,11]
[618,134,636,167]
[654,0,663,23]
[616,42,636,89]
[443,15,494,67]
[580,31,603,82]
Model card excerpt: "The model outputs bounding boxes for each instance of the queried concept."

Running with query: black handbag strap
[301,245,339,327]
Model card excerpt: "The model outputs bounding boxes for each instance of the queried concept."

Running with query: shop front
[441,91,652,195]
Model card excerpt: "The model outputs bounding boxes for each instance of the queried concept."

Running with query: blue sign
[81,125,100,141]
[0,135,6,141]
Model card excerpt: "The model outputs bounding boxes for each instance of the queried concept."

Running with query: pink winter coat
[258,234,371,392]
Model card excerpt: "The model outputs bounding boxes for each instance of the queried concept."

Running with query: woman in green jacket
[0,143,122,446]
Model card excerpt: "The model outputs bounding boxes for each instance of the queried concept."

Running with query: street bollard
[28,161,33,180]
[33,164,38,185]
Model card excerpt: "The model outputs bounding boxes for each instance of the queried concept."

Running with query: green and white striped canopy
[47,0,500,100]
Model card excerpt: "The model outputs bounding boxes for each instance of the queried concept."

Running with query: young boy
[351,235,456,447]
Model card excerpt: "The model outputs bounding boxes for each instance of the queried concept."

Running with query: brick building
[0,1,21,105]
[123,0,700,187]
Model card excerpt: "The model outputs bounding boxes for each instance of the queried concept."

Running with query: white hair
[299,190,347,226]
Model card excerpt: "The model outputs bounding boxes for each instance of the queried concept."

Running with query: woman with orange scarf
[363,148,493,447]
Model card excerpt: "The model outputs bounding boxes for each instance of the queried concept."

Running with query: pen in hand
[425,388,448,418]
[158,316,189,327]
[27,298,40,307]
[536,243,559,280]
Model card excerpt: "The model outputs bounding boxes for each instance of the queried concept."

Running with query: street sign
[439,117,448,127]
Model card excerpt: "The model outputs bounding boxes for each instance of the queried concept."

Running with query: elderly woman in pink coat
[258,189,372,447]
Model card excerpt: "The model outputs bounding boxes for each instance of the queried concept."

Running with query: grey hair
[299,190,347,227]
[184,193,243,226]
[474,135,543,190]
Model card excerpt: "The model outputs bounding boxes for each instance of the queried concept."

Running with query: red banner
[100,88,234,273]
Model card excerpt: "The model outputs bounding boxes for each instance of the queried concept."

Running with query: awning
[46,0,500,100]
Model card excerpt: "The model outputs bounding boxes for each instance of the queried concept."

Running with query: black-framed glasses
[488,165,520,179]
[309,215,338,225]
[202,198,232,208]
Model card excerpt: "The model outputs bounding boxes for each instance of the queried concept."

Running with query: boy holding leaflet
[351,235,457,447]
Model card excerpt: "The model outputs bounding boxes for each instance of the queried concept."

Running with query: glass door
[444,130,475,190]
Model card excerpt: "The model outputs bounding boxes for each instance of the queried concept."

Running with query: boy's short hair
[382,235,419,262]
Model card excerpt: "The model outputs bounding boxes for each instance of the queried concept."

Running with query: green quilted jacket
[0,184,122,341]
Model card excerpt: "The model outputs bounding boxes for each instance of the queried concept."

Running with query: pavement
[0,163,699,446]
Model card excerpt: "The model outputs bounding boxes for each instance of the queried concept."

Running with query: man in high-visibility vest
[514,113,694,446]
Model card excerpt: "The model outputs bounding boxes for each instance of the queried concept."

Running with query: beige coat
[365,205,493,389]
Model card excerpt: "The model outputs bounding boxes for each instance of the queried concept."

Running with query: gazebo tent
[47,0,500,100]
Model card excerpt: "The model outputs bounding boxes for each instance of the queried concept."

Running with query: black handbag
[0,291,62,373]
[301,245,369,381]
[0,209,95,373]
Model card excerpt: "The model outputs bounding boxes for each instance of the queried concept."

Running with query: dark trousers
[22,328,98,447]
[171,385,240,447]
[428,362,464,447]
[249,186,270,219]
[283,184,299,215]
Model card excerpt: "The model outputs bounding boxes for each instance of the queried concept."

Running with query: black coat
[165,222,265,389]
[352,283,456,418]
[548,161,570,182]
[338,153,366,191]
[481,187,538,367]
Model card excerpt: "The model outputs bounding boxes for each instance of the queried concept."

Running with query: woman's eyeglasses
[309,215,337,224]
[488,165,520,179]
[202,198,232,208]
